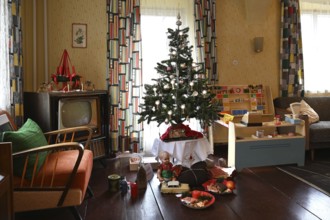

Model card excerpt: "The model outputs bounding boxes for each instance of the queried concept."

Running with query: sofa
[273,96,330,160]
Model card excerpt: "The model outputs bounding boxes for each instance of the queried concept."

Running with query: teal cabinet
[224,121,305,171]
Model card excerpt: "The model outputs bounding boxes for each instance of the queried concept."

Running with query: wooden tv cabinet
[23,90,109,159]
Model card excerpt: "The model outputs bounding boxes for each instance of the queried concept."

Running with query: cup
[108,174,120,192]
[130,182,138,198]
[256,130,264,138]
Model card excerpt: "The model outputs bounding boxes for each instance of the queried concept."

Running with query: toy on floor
[157,151,175,182]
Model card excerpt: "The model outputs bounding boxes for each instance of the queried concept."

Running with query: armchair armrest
[12,142,84,206]
[44,126,93,149]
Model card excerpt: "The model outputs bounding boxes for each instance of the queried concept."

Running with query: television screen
[58,97,99,130]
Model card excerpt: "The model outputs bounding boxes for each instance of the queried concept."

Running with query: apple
[191,190,201,199]
[225,180,235,190]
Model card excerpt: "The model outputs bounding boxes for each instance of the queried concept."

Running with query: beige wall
[47,0,108,90]
[22,0,45,91]
[217,0,280,98]
[22,0,280,97]
[22,0,108,91]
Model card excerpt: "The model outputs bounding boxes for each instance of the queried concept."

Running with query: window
[300,0,330,93]
[140,0,198,152]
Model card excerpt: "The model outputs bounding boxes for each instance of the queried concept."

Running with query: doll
[157,151,174,182]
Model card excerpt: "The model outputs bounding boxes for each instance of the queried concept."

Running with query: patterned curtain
[280,0,304,97]
[3,0,24,126]
[107,0,143,153]
[194,0,218,84]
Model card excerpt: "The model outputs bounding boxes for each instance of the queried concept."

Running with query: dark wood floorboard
[15,148,330,220]
[248,166,330,220]
[231,167,323,220]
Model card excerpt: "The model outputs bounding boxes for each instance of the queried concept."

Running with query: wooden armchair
[0,110,93,220]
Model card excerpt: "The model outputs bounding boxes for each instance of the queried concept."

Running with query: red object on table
[130,182,138,198]
[160,124,203,141]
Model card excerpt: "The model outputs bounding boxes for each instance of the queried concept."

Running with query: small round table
[151,138,213,167]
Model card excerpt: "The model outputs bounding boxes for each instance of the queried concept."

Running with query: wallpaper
[216,0,280,98]
[23,0,108,91]
[23,0,281,97]
[47,0,108,90]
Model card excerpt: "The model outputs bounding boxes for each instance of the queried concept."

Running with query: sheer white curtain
[300,0,330,94]
[0,0,10,112]
[140,0,201,153]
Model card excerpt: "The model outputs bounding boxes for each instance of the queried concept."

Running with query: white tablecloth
[151,138,213,168]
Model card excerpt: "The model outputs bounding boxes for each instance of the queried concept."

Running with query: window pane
[301,1,330,93]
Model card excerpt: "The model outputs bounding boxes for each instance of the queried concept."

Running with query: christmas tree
[138,15,220,131]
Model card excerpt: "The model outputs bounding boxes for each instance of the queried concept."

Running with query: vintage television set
[58,97,100,135]
[23,90,109,159]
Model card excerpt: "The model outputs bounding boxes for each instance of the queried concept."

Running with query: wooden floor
[15,148,330,220]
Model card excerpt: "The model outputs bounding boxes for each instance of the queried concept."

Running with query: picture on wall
[72,23,87,48]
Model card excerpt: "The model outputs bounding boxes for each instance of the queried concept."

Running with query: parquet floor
[15,148,330,220]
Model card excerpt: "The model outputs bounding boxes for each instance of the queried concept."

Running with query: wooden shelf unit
[212,85,275,144]
[224,120,305,171]
[211,85,274,123]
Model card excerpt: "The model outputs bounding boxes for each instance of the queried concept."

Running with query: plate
[202,179,234,194]
[180,190,215,209]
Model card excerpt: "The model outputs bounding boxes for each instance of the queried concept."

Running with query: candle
[189,81,194,91]
[130,182,138,199]
[168,110,172,119]
[171,79,175,89]
[155,100,160,109]
[202,90,207,97]
[181,104,185,114]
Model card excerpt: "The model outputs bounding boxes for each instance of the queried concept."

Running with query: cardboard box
[241,112,263,126]
[129,157,141,171]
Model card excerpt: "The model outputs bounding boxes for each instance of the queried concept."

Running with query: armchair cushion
[2,118,48,179]
[39,149,93,198]
[13,149,93,201]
